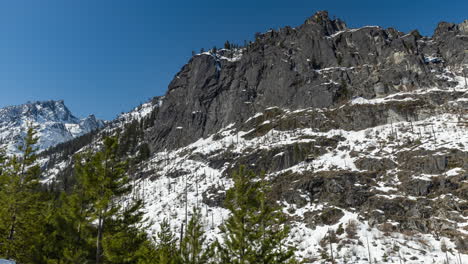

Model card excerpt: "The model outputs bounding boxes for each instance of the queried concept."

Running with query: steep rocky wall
[147,11,467,152]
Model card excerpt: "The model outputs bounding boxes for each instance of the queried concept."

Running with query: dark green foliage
[155,219,181,264]
[215,166,297,264]
[74,136,134,263]
[138,143,151,162]
[0,126,46,262]
[102,200,151,263]
[118,120,142,157]
[40,129,99,168]
[336,223,344,236]
[337,79,350,101]
[181,208,211,264]
[0,127,297,263]
[224,41,231,50]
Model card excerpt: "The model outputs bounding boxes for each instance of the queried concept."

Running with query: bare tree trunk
[180,222,184,255]
[185,175,188,228]
[7,213,16,241]
[367,236,372,264]
[463,71,467,88]
[329,234,335,264]
[96,214,104,264]
[6,213,16,259]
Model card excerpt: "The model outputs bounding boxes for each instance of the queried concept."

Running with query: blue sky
[0,0,466,120]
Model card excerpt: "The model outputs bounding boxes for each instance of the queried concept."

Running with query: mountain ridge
[146,10,468,152]
[25,11,468,263]
[0,99,104,154]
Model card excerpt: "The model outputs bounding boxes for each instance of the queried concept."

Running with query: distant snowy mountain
[0,100,104,154]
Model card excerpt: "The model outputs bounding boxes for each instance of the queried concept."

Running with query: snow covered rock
[0,100,104,154]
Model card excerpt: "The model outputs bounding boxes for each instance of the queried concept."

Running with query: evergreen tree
[34,135,154,263]
[155,219,181,264]
[74,136,132,264]
[0,126,45,262]
[215,166,297,264]
[102,199,152,263]
[181,207,210,264]
[224,41,231,50]
[0,148,6,173]
[56,189,94,263]
[252,175,296,264]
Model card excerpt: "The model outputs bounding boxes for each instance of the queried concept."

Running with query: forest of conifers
[0,127,298,264]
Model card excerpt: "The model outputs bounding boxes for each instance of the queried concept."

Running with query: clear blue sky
[0,0,466,120]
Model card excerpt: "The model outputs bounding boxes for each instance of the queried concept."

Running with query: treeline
[0,127,298,264]
[42,107,157,192]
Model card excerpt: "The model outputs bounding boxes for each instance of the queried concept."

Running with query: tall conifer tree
[0,126,45,262]
[181,207,210,264]
[72,135,154,263]
[215,166,297,264]
[155,219,181,264]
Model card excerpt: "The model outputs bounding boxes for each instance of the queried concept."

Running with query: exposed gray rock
[147,11,467,151]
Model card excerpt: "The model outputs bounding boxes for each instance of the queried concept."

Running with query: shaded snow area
[0,100,104,155]
[131,74,468,264]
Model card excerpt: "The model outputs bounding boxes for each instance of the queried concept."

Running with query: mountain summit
[0,100,104,154]
[144,11,468,151]
[28,12,468,263]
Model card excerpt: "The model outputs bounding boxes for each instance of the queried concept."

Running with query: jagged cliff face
[40,12,468,263]
[149,11,467,151]
[0,100,104,154]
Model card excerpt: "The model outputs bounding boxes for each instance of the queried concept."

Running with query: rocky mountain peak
[460,20,468,33]
[303,10,347,35]
[0,100,77,125]
[0,100,104,154]
[147,12,467,152]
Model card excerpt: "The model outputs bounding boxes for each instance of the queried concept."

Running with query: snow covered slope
[41,72,468,263]
[0,100,104,154]
[37,12,468,264]
[131,73,468,263]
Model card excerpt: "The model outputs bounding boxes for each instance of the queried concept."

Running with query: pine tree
[155,219,181,264]
[181,207,210,264]
[74,136,132,264]
[102,199,152,263]
[0,148,6,173]
[38,135,154,263]
[224,41,231,50]
[215,166,297,264]
[57,189,94,263]
[0,126,45,262]
[253,175,296,264]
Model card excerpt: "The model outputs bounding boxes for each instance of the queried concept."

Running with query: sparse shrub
[345,220,359,239]
[336,223,344,236]
[380,222,394,236]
